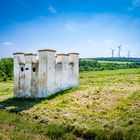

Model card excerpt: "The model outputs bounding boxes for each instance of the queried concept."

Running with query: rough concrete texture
[13,50,79,98]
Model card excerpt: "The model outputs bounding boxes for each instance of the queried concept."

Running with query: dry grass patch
[0,68,140,139]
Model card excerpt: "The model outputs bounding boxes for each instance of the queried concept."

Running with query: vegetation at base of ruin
[0,68,140,140]
[0,57,140,81]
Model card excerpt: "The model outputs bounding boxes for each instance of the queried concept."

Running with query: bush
[0,58,13,81]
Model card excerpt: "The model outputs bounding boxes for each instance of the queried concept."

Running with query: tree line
[94,57,140,63]
[0,57,140,81]
[79,58,140,72]
[0,58,13,81]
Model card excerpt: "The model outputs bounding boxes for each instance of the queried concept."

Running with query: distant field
[0,68,140,140]
[98,60,133,64]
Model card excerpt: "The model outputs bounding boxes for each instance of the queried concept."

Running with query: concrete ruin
[13,49,79,98]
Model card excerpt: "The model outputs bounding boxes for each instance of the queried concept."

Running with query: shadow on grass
[0,98,44,113]
[0,87,81,113]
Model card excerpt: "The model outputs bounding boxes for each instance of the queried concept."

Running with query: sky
[0,0,140,58]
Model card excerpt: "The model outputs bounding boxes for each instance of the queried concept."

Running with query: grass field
[98,60,133,64]
[0,68,140,140]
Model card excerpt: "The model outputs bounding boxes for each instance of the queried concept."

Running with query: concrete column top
[56,54,69,56]
[25,53,37,56]
[68,53,79,55]
[38,49,56,52]
[13,52,25,55]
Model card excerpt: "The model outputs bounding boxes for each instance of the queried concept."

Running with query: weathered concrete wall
[31,62,38,97]
[24,54,37,97]
[68,53,79,87]
[68,63,74,87]
[13,53,25,97]
[19,63,25,97]
[61,55,69,90]
[38,50,56,98]
[55,61,62,92]
[55,54,74,92]
[37,51,47,97]
[13,49,79,98]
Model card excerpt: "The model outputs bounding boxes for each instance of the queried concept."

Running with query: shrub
[0,58,13,81]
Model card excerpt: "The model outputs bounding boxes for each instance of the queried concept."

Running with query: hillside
[0,69,140,140]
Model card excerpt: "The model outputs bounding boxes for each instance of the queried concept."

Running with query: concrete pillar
[19,63,25,97]
[38,49,56,98]
[31,60,38,97]
[61,54,69,90]
[55,55,62,92]
[68,53,79,87]
[56,54,69,91]
[24,54,37,97]
[13,52,25,97]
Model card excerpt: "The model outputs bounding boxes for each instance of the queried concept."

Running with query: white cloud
[104,39,114,44]
[2,42,13,46]
[48,5,57,14]
[128,0,140,11]
[128,7,134,10]
[132,0,140,7]
[88,40,92,43]
[65,23,75,32]
[88,40,96,45]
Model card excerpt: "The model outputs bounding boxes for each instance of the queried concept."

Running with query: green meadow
[0,68,140,140]
[98,60,133,64]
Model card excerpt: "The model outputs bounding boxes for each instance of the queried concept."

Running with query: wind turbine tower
[111,49,114,57]
[117,45,122,57]
[128,50,131,58]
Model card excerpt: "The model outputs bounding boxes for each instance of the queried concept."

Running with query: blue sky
[0,0,140,58]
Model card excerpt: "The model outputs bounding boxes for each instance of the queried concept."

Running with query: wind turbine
[117,45,122,57]
[111,48,114,57]
[128,50,131,58]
